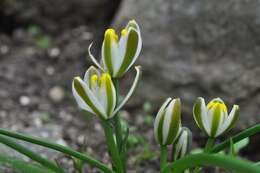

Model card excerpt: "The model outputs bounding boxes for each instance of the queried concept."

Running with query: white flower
[72,66,141,120]
[154,98,181,146]
[88,20,142,78]
[193,97,239,137]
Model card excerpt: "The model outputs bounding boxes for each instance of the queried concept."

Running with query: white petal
[83,66,100,86]
[98,75,116,118]
[101,39,120,76]
[218,105,239,135]
[73,77,107,119]
[116,28,142,75]
[211,97,224,103]
[88,43,104,71]
[112,66,142,116]
[72,82,94,114]
[200,99,210,135]
[154,98,172,143]
[216,111,228,136]
[162,99,176,144]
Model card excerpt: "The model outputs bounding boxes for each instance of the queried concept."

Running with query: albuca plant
[0,20,260,173]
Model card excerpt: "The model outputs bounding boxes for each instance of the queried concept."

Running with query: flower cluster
[72,20,142,120]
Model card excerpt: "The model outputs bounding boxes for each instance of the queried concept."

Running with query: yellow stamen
[90,74,98,89]
[105,28,118,42]
[100,73,110,80]
[100,73,111,86]
[207,101,227,113]
[121,29,127,37]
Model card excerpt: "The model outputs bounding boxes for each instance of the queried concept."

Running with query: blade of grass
[0,154,54,173]
[0,135,64,173]
[0,128,114,173]
[210,124,260,153]
[163,153,260,173]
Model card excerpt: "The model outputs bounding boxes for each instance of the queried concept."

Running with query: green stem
[112,78,126,172]
[210,124,260,153]
[0,128,114,173]
[101,121,124,173]
[112,78,123,151]
[162,153,260,173]
[160,145,168,173]
[194,137,215,172]
[204,137,215,153]
[0,135,64,173]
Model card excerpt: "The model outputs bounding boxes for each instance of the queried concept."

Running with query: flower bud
[172,127,192,161]
[154,98,181,146]
[193,97,239,137]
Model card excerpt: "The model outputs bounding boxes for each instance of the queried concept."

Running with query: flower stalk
[204,137,215,153]
[101,120,124,173]
[112,78,126,171]
[160,145,168,173]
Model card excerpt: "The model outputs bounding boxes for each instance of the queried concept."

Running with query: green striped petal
[88,43,104,71]
[164,98,181,145]
[126,20,140,31]
[83,66,100,87]
[115,27,142,77]
[154,98,182,146]
[102,29,119,76]
[72,77,106,119]
[154,98,172,145]
[99,73,116,119]
[209,104,222,137]
[172,127,192,160]
[193,97,208,132]
[220,105,239,135]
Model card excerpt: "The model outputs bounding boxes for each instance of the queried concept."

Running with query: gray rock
[49,86,65,103]
[114,0,260,126]
[0,0,119,33]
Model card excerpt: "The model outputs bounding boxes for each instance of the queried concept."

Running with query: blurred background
[0,0,259,172]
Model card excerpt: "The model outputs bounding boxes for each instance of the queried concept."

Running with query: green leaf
[163,153,260,173]
[0,128,113,173]
[229,138,236,156]
[144,115,153,125]
[36,36,51,49]
[0,155,54,173]
[28,25,41,36]
[233,137,249,153]
[0,135,64,173]
[190,148,203,154]
[254,162,260,166]
[210,124,260,153]
[143,101,152,113]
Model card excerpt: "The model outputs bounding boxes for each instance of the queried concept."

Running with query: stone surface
[114,0,260,126]
[0,0,119,34]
